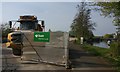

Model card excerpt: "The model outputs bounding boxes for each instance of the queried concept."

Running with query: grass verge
[83,44,120,72]
[83,44,110,56]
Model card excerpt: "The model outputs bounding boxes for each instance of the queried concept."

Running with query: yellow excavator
[6,15,45,56]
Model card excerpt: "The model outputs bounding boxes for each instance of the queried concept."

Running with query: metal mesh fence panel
[21,31,69,66]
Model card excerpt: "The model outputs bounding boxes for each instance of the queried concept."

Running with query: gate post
[64,32,70,69]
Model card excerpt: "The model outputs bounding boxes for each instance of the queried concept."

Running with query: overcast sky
[1,2,116,36]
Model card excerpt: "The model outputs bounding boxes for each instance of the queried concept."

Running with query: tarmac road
[69,42,116,72]
[1,42,117,72]
[2,45,66,71]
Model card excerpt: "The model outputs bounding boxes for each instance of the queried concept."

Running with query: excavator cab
[9,15,44,31]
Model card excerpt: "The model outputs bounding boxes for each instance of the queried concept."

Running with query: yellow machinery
[6,15,45,56]
[5,15,71,69]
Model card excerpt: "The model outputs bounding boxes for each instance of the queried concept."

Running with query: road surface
[1,42,116,72]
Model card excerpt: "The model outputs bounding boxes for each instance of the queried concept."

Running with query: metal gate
[20,31,70,68]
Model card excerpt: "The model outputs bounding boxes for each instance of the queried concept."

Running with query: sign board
[34,32,50,42]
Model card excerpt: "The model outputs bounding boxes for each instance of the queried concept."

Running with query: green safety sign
[34,32,50,42]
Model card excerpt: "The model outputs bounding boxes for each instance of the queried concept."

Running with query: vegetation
[110,42,120,72]
[82,36,120,71]
[70,2,95,41]
[83,44,110,56]
[1,23,12,38]
[103,34,113,39]
[83,44,120,72]
[110,42,120,57]
[92,2,120,71]
[93,2,120,44]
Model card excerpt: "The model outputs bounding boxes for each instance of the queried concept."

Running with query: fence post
[64,32,70,69]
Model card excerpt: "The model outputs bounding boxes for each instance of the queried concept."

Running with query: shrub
[110,42,120,57]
